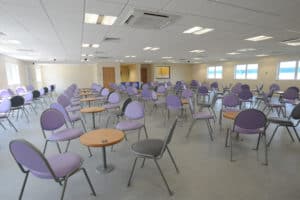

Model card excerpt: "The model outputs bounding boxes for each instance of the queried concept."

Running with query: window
[35,66,42,82]
[5,63,20,85]
[235,64,258,80]
[278,61,297,80]
[207,66,223,79]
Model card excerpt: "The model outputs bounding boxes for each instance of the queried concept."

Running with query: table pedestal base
[96,165,114,174]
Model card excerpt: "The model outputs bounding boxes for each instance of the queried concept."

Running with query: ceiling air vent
[95,56,111,59]
[281,38,300,46]
[123,9,179,29]
[103,37,120,42]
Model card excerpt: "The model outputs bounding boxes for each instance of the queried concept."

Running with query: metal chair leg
[292,126,300,142]
[267,125,280,146]
[19,172,29,200]
[230,130,233,162]
[186,120,196,138]
[205,120,214,141]
[81,168,96,196]
[7,118,18,132]
[166,147,179,173]
[65,140,71,152]
[43,140,49,154]
[141,158,146,168]
[127,157,138,187]
[0,121,6,130]
[60,176,69,200]
[263,132,268,166]
[143,125,148,139]
[56,142,62,153]
[153,159,173,196]
[285,126,295,142]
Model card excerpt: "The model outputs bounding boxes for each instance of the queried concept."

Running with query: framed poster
[154,66,170,79]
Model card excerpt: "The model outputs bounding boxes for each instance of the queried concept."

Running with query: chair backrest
[0,99,11,113]
[10,96,25,107]
[223,93,240,107]
[101,88,110,97]
[160,118,178,155]
[24,92,33,103]
[0,89,11,98]
[291,103,300,119]
[50,103,69,122]
[234,109,267,131]
[40,108,66,131]
[50,84,55,92]
[16,87,26,95]
[121,98,132,114]
[32,90,40,99]
[166,95,182,109]
[39,88,45,96]
[210,82,218,90]
[269,83,280,91]
[231,83,242,94]
[141,88,152,99]
[238,89,253,100]
[182,89,193,99]
[198,86,208,94]
[108,92,121,104]
[9,139,56,179]
[26,85,35,91]
[289,86,299,93]
[157,85,166,94]
[241,84,250,91]
[283,87,299,100]
[124,101,145,120]
[57,94,71,108]
[43,87,49,94]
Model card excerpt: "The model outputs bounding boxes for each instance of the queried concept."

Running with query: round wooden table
[80,107,105,129]
[181,98,189,105]
[80,97,97,107]
[80,129,125,173]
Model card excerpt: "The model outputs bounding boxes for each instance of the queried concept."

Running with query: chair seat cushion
[0,113,8,118]
[268,117,293,126]
[116,121,144,131]
[31,153,82,179]
[222,107,240,112]
[193,112,214,119]
[131,139,164,157]
[234,126,261,134]
[48,128,83,141]
[103,104,119,109]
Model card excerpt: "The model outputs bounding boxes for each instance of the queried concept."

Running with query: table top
[181,99,189,104]
[274,90,284,95]
[80,97,97,102]
[80,128,125,147]
[80,92,94,96]
[223,111,239,120]
[80,106,105,113]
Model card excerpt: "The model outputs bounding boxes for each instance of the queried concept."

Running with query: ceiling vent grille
[123,9,179,29]
[95,56,111,59]
[103,37,120,42]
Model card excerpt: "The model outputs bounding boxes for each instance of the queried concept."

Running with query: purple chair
[10,95,29,122]
[40,108,84,154]
[26,84,35,92]
[210,82,218,91]
[9,139,96,200]
[219,93,240,125]
[266,103,300,146]
[281,87,299,104]
[181,89,193,99]
[116,101,148,141]
[166,95,183,121]
[141,88,152,108]
[227,109,268,165]
[57,94,80,112]
[96,88,110,102]
[261,92,286,117]
[241,84,250,91]
[0,89,11,99]
[238,89,253,108]
[23,92,37,114]
[231,83,242,95]
[127,87,140,99]
[106,98,132,128]
[157,85,167,95]
[269,83,280,92]
[103,92,121,110]
[16,87,27,95]
[197,86,210,103]
[151,91,166,115]
[186,98,214,141]
[0,99,18,131]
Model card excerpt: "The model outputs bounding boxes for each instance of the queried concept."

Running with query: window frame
[207,65,223,79]
[234,63,258,80]
[277,60,300,80]
[5,62,21,85]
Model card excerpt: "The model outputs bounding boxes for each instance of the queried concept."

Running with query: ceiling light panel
[92,44,100,48]
[183,26,214,35]
[162,56,173,59]
[227,52,241,55]
[190,50,205,53]
[245,35,273,41]
[85,13,117,25]
[82,43,90,48]
[143,47,160,51]
[256,54,268,57]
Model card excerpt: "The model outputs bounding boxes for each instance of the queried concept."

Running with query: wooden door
[141,68,147,83]
[103,67,115,88]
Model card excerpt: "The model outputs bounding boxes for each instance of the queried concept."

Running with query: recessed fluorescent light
[193,28,214,35]
[245,35,273,42]
[193,57,202,60]
[131,55,136,58]
[150,47,160,51]
[125,55,136,58]
[256,54,268,57]
[145,60,152,63]
[227,52,241,55]
[88,54,93,57]
[183,27,214,35]
[82,43,90,48]
[81,54,87,57]
[162,56,173,59]
[190,50,205,53]
[281,38,300,46]
[237,48,256,52]
[183,27,202,34]
[92,44,100,48]
[219,58,227,61]
[85,13,117,25]
[0,39,21,44]
[143,47,152,50]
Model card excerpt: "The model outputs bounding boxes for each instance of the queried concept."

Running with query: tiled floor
[1,96,300,200]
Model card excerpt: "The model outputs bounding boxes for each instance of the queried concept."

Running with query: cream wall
[192,56,300,91]
[0,54,31,90]
[41,64,97,93]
